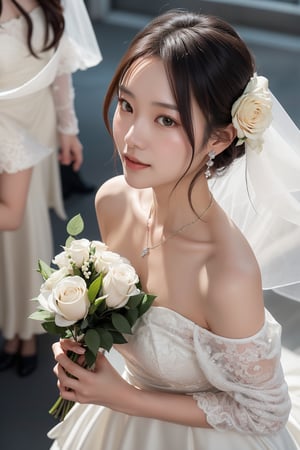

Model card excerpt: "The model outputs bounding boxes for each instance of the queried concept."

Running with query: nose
[124,121,146,150]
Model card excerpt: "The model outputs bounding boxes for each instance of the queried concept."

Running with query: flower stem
[48,350,79,421]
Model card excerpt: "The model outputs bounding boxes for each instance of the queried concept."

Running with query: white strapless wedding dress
[48,307,300,450]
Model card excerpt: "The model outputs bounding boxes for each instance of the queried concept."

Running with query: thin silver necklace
[141,193,213,257]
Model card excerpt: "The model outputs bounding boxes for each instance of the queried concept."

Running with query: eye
[119,98,133,113]
[157,116,176,127]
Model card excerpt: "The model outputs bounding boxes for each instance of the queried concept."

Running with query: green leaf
[111,312,132,334]
[88,274,103,302]
[110,330,128,344]
[37,259,53,280]
[126,293,144,309]
[88,295,107,315]
[29,310,55,321]
[96,329,114,352]
[66,214,84,237]
[94,296,107,311]
[85,348,97,368]
[85,329,101,357]
[42,321,68,337]
[80,318,89,330]
[138,294,156,317]
[126,308,139,326]
[72,266,82,277]
[65,235,75,248]
[96,320,113,330]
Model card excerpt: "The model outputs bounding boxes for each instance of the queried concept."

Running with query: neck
[150,178,211,230]
[140,182,213,258]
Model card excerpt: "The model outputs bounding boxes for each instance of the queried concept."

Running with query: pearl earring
[205,151,216,179]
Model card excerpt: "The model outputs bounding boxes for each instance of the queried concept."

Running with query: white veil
[209,93,300,301]
[62,0,102,70]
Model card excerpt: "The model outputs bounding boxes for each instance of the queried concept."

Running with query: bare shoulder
[205,217,265,339]
[95,175,128,203]
[95,175,131,241]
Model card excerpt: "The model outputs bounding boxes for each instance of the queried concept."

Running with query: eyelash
[118,97,177,128]
[157,116,176,127]
[119,98,132,113]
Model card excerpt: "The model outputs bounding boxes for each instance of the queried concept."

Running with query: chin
[123,172,149,190]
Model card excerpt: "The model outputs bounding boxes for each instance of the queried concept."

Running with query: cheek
[161,132,192,168]
[112,110,125,148]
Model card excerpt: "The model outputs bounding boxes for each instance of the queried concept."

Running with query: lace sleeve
[193,311,291,435]
[51,73,79,135]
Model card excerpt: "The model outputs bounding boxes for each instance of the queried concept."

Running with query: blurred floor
[0,18,299,450]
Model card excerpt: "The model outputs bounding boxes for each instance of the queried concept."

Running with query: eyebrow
[119,85,178,111]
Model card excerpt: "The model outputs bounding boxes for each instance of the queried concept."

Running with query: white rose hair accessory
[210,79,300,302]
[231,74,272,152]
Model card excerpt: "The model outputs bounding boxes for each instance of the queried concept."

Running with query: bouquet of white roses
[30,214,155,421]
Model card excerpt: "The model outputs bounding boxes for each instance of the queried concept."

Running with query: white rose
[231,75,272,152]
[94,250,124,274]
[65,238,91,268]
[42,267,70,291]
[103,262,140,308]
[52,251,72,272]
[91,240,108,256]
[38,275,90,327]
[91,241,108,272]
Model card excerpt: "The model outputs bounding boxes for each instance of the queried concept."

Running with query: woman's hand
[58,134,83,171]
[52,339,136,412]
[52,339,210,427]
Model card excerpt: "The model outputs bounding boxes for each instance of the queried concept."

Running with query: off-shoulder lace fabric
[48,307,299,450]
[192,312,290,434]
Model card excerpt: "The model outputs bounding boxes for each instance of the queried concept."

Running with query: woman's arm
[51,73,83,171]
[52,339,211,428]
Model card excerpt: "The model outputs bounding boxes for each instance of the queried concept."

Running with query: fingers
[71,141,83,171]
[53,351,84,395]
[54,363,78,401]
[94,351,106,371]
[62,338,86,354]
[52,339,79,360]
[59,135,83,170]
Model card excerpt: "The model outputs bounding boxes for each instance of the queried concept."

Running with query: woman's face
[112,56,208,191]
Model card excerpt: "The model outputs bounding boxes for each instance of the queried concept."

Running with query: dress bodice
[116,306,292,434]
[117,306,212,392]
[0,7,54,90]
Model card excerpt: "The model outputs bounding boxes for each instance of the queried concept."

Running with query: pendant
[141,247,149,257]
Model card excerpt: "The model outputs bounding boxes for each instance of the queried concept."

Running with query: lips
[124,154,150,170]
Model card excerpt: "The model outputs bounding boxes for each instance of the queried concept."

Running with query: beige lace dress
[0,7,79,339]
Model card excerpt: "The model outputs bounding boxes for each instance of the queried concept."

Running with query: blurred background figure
[0,0,101,377]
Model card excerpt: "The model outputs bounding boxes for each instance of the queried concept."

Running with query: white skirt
[48,348,300,450]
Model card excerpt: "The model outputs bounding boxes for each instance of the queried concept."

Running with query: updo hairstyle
[103,9,255,183]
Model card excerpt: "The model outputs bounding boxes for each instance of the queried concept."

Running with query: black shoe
[72,174,95,194]
[60,165,95,199]
[17,354,38,377]
[0,351,18,371]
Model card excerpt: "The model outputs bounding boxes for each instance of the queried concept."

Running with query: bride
[48,9,300,450]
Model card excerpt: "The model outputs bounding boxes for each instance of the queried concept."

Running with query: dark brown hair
[0,0,64,57]
[103,9,255,206]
